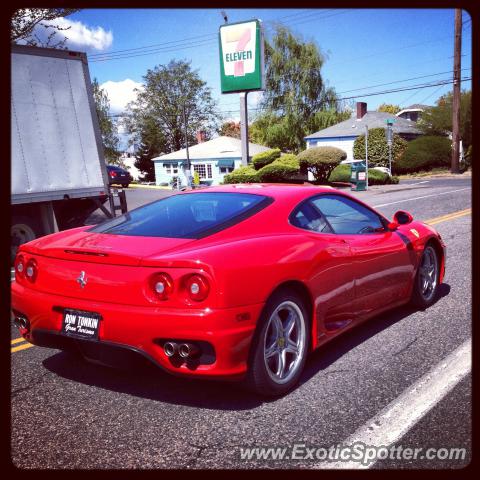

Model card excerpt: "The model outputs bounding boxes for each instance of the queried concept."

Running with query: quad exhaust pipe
[13,314,29,331]
[163,341,200,359]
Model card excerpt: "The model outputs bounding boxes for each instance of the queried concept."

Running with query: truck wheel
[122,183,129,188]
[11,216,42,262]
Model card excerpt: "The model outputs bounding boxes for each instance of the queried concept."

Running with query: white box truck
[11,45,115,261]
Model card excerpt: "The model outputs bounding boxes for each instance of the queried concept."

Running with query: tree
[133,119,166,181]
[418,90,471,149]
[11,8,80,48]
[125,60,220,154]
[250,25,343,153]
[91,78,120,164]
[377,103,401,114]
[297,146,346,183]
[353,128,408,168]
[219,121,241,139]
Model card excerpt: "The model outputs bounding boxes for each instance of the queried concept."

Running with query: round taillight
[15,254,25,278]
[185,274,209,302]
[150,273,174,300]
[25,259,38,282]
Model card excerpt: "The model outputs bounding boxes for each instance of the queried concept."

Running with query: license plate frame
[61,309,101,340]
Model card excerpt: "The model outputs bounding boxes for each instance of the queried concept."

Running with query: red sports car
[11,184,445,396]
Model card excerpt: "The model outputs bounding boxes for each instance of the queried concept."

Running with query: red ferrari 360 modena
[11,184,445,396]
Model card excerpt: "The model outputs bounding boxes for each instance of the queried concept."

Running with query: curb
[129,184,171,190]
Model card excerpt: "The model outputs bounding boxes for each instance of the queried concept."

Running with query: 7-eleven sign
[219,20,265,93]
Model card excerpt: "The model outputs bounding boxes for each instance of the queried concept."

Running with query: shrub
[395,136,452,174]
[251,148,282,170]
[328,164,351,182]
[257,155,300,182]
[328,164,399,185]
[297,146,346,183]
[353,128,408,168]
[223,165,259,184]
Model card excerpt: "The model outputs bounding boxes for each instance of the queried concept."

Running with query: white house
[304,102,422,160]
[152,133,270,187]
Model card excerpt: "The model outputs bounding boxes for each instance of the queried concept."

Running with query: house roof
[305,111,422,140]
[152,136,270,162]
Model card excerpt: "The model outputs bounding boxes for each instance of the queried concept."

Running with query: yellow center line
[11,337,26,345]
[11,343,34,353]
[426,208,471,225]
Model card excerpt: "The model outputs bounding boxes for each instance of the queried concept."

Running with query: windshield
[89,192,273,239]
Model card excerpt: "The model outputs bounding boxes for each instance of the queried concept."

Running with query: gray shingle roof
[305,111,422,140]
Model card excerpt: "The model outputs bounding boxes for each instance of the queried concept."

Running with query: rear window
[89,192,273,239]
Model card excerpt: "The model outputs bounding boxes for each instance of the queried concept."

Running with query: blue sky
[57,8,472,124]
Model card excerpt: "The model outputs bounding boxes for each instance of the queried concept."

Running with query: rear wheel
[411,244,439,309]
[245,290,309,397]
[122,183,129,188]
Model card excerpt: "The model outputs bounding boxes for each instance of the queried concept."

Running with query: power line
[216,77,471,114]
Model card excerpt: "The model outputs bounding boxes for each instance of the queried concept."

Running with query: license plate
[61,309,101,339]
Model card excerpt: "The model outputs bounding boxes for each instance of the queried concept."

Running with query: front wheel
[411,244,439,309]
[245,290,310,397]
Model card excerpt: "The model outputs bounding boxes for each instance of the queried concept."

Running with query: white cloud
[247,90,264,108]
[28,16,113,51]
[100,79,143,114]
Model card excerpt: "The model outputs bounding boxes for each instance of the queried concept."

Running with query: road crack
[393,337,418,356]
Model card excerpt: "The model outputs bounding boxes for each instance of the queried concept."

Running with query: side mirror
[393,210,414,226]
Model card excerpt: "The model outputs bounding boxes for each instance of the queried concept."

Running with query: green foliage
[124,60,220,154]
[11,8,80,47]
[353,128,408,168]
[418,90,471,149]
[223,166,259,184]
[377,103,401,114]
[395,136,452,174]
[251,148,282,170]
[91,78,121,164]
[256,154,300,183]
[250,25,341,153]
[193,171,200,185]
[297,146,346,183]
[327,164,350,182]
[132,118,166,181]
[328,164,399,185]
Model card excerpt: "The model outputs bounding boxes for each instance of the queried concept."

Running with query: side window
[311,195,385,234]
[291,201,333,234]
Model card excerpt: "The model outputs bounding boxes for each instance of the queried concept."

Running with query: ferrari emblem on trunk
[77,271,87,288]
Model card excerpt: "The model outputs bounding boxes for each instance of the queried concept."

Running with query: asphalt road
[11,177,472,469]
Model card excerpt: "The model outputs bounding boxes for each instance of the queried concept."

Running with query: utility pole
[239,92,249,166]
[451,9,462,174]
[182,102,192,188]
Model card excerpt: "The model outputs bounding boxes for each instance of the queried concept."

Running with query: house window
[193,164,207,179]
[163,163,178,175]
[207,164,212,178]
[220,167,234,173]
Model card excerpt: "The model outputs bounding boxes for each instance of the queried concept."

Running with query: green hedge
[223,165,259,184]
[328,164,399,185]
[251,148,282,170]
[395,136,452,174]
[353,127,408,168]
[297,146,346,183]
[257,154,300,182]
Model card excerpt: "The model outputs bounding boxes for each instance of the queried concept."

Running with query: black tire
[122,183,129,188]
[11,215,43,263]
[244,289,310,397]
[410,243,440,309]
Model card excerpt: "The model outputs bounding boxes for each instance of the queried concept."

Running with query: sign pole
[240,92,249,166]
[182,102,191,189]
[365,125,369,190]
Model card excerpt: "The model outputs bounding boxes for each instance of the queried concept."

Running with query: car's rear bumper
[11,281,264,379]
